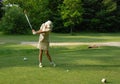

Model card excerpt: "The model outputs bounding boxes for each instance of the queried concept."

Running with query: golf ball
[23,57,27,61]
[101,78,106,83]
[66,69,69,72]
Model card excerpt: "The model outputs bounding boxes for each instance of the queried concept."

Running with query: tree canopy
[0,0,120,34]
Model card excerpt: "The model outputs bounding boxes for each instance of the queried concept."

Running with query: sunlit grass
[1,44,120,84]
[0,33,120,84]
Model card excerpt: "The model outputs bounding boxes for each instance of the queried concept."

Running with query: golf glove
[32,31,37,35]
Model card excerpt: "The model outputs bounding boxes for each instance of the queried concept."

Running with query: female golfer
[32,20,56,67]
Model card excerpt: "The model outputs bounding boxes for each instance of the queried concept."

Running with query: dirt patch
[21,42,120,47]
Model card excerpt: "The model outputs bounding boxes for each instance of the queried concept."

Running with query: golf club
[24,10,33,30]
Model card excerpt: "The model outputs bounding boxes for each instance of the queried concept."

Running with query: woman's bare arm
[32,29,50,34]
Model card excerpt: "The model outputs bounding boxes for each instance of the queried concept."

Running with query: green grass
[0,44,120,84]
[0,33,120,43]
[0,33,120,84]
[51,33,120,42]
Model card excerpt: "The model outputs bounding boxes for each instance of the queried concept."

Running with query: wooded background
[0,0,120,34]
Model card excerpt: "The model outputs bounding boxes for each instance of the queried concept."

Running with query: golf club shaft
[25,14,33,30]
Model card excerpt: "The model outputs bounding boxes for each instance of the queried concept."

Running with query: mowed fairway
[0,33,120,84]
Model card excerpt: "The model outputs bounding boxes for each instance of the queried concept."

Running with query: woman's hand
[32,29,37,35]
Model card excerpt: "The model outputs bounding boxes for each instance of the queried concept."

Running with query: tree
[0,6,29,34]
[0,0,4,20]
[1,0,54,30]
[82,0,118,32]
[82,0,103,32]
[113,0,120,32]
[47,0,64,33]
[1,0,119,34]
[96,0,117,32]
[60,0,83,34]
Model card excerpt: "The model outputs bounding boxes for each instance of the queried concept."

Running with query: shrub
[0,6,29,34]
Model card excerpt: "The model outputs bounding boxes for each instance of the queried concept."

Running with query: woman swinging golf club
[32,20,56,68]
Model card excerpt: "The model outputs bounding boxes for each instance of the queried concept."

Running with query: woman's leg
[39,49,43,63]
[45,50,56,67]
[45,50,52,62]
[39,49,43,67]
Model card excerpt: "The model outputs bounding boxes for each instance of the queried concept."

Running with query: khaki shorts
[37,42,49,50]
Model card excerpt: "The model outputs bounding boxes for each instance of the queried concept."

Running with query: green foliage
[0,0,120,34]
[96,0,118,32]
[0,6,29,34]
[25,0,52,29]
[102,0,117,13]
[60,0,83,33]
[81,0,119,32]
[2,0,53,30]
[0,2,4,20]
[47,0,64,33]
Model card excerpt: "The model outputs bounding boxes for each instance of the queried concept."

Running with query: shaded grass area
[0,33,120,43]
[0,44,120,84]
[51,33,120,42]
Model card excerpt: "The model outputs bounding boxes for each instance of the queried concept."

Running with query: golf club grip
[25,14,33,29]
